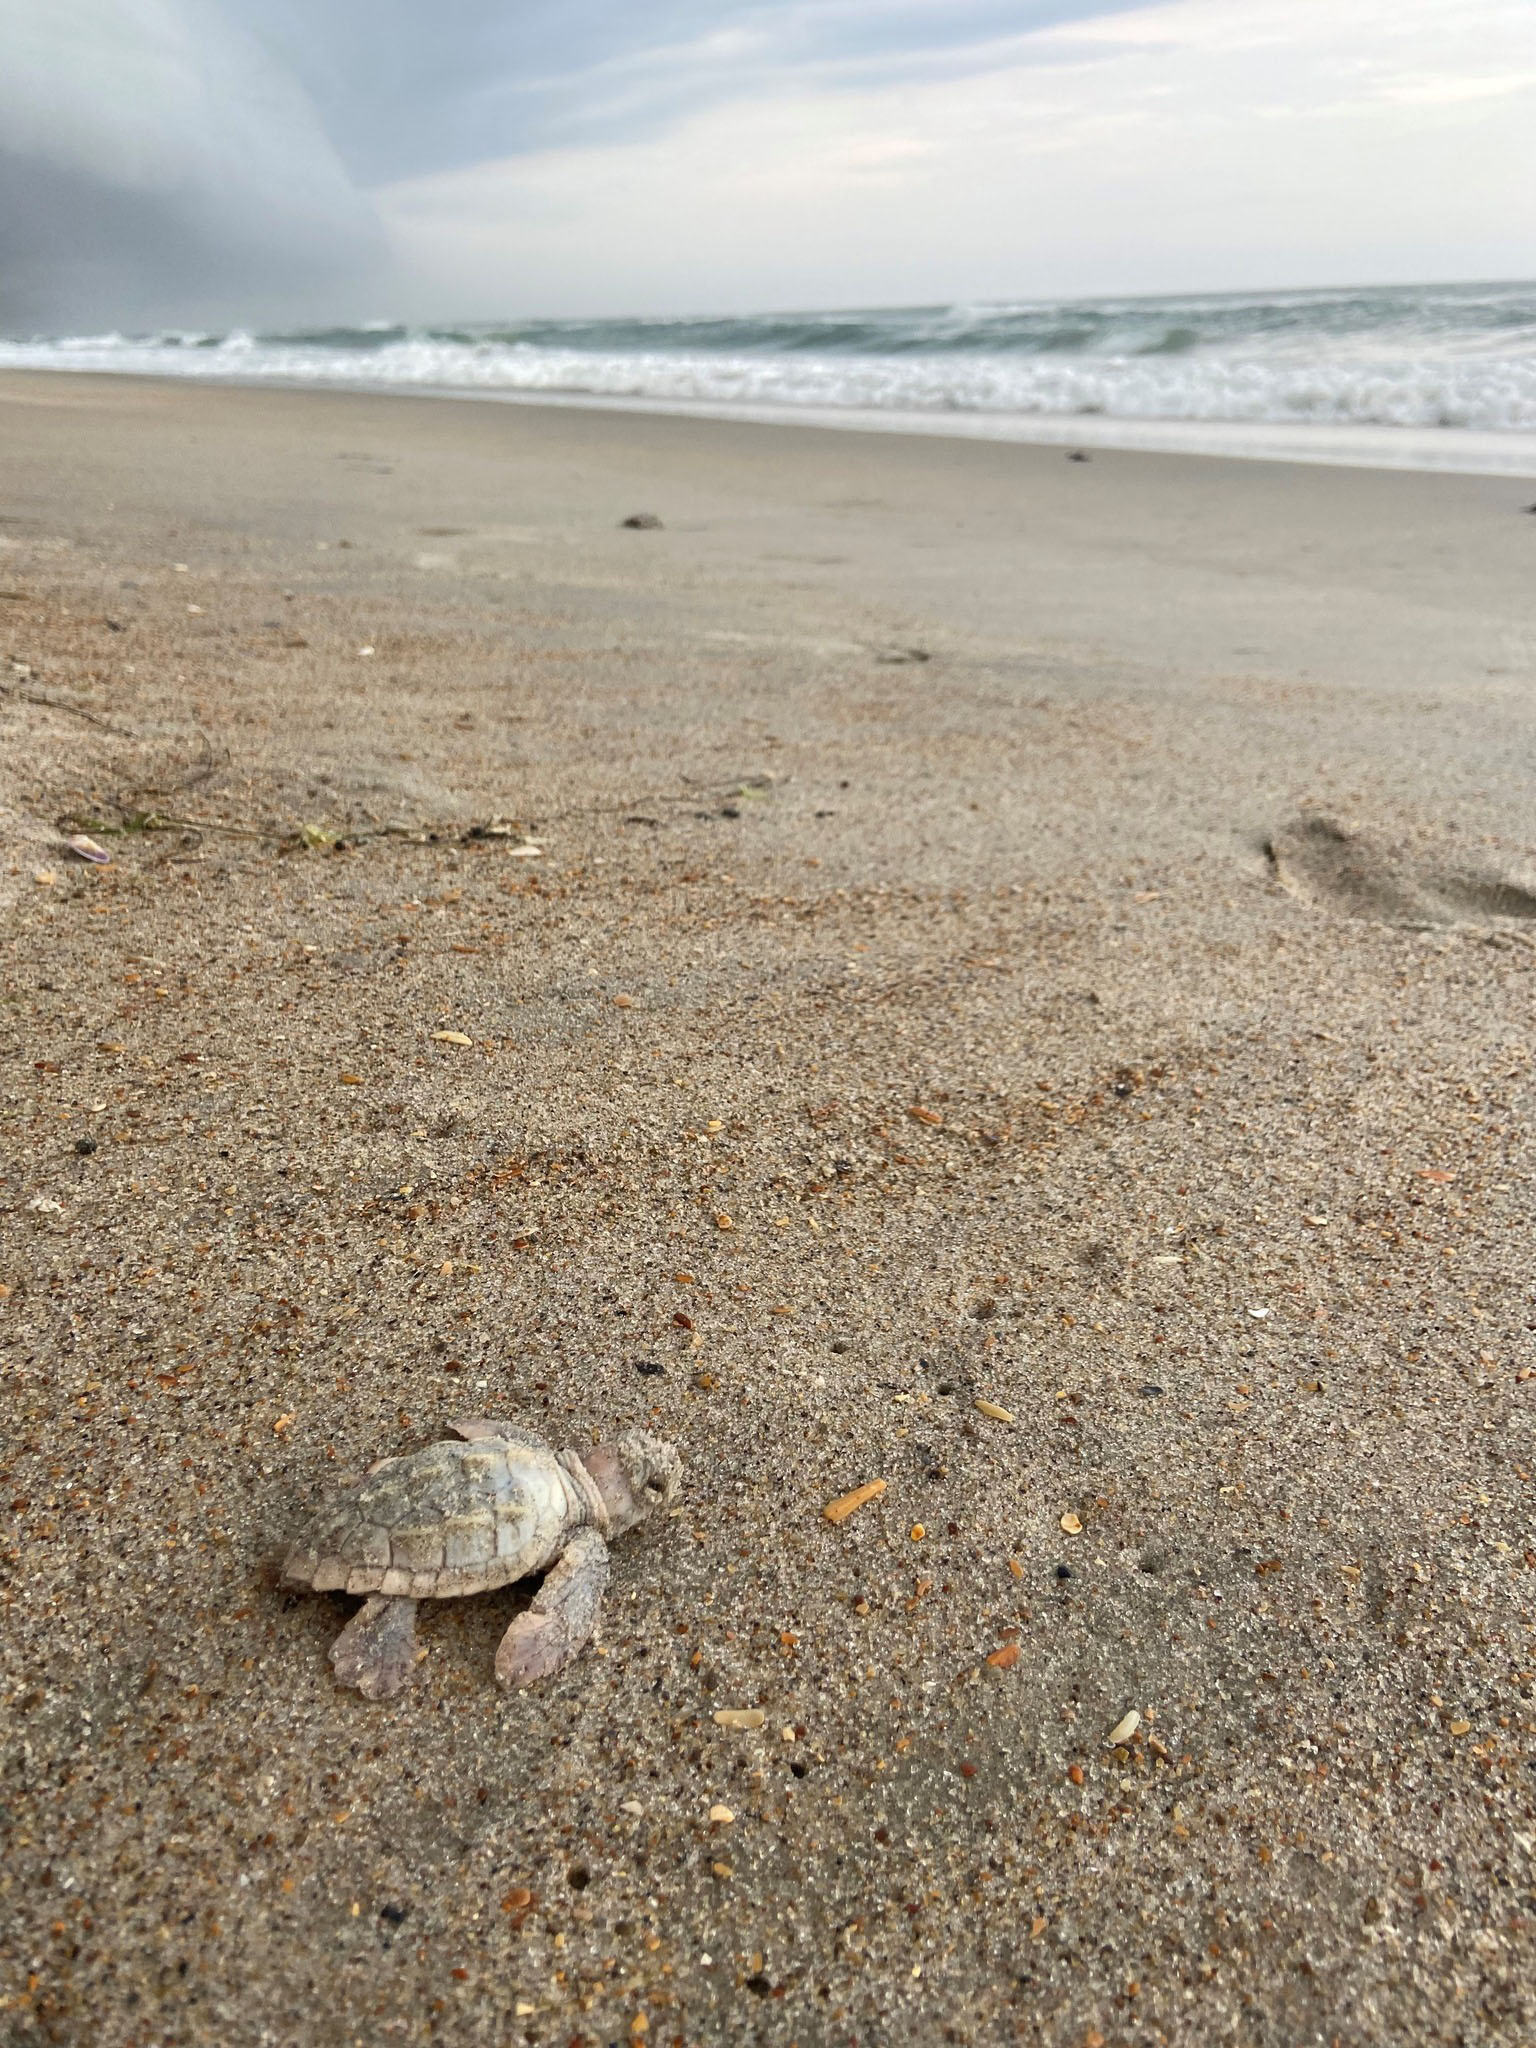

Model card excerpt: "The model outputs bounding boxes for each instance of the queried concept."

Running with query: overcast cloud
[1,0,1531,329]
[220,0,1159,182]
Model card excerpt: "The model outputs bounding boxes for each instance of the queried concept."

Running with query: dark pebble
[74,1137,97,1156]
[1139,1383,1165,1397]
[632,1359,665,1377]
[1055,1564,1073,1581]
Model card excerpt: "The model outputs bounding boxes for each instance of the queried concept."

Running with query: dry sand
[2,371,1535,2048]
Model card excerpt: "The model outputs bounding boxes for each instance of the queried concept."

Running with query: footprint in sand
[1264,816,1536,928]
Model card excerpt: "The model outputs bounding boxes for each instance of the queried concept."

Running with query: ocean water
[5,279,1536,476]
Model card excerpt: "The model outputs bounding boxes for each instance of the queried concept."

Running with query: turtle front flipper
[495,1528,609,1688]
[448,1415,551,1449]
[331,1594,421,1699]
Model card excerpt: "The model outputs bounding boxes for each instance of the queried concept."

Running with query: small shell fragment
[1059,1512,1083,1536]
[823,1479,886,1525]
[708,1804,734,1824]
[985,1643,1020,1670]
[431,1030,474,1047]
[974,1399,1014,1423]
[1106,1711,1141,1746]
[713,1709,766,1730]
[64,834,111,864]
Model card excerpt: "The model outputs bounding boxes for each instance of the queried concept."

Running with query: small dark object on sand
[74,1137,97,1156]
[621,512,664,529]
[1524,502,1536,514]
[1067,450,1091,463]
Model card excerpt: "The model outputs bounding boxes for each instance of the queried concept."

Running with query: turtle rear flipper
[331,1594,421,1699]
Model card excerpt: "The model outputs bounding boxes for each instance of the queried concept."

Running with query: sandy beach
[3,370,1535,2048]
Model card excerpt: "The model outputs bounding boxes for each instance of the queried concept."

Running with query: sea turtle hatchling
[284,1418,681,1698]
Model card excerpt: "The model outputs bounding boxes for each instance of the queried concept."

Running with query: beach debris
[1067,450,1091,462]
[283,1417,682,1697]
[823,1479,886,1525]
[1106,1710,1141,1746]
[1059,1512,1083,1536]
[708,1804,734,1824]
[621,513,664,529]
[63,833,111,864]
[985,1643,1021,1670]
[55,803,543,857]
[907,1104,943,1126]
[974,1398,1014,1424]
[32,868,55,887]
[713,1708,766,1730]
[430,1030,474,1046]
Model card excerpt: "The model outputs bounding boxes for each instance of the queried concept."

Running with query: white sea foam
[4,282,1536,476]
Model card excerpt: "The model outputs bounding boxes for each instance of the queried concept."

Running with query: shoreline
[4,355,1536,479]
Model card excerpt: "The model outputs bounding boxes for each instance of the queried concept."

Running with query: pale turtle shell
[283,1438,573,1600]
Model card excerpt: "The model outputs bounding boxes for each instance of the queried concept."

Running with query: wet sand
[2,371,1535,2048]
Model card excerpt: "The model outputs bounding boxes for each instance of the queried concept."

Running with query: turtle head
[583,1433,682,1536]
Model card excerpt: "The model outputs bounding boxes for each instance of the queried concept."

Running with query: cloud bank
[1,0,1531,331]
[376,0,1536,316]
[221,0,1158,182]
[0,0,383,331]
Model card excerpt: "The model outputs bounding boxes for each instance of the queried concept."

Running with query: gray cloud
[223,0,1160,183]
[0,0,384,331]
[0,0,1157,331]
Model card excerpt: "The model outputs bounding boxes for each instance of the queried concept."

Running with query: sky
[0,0,1531,329]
